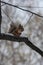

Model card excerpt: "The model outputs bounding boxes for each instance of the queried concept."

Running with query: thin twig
[24,14,33,27]
[0,1,43,18]
[2,8,13,22]
[1,2,43,8]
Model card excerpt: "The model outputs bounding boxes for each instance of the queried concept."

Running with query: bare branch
[0,0,2,33]
[0,1,43,18]
[0,33,43,57]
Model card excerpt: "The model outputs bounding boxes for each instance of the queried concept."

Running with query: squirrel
[8,22,24,36]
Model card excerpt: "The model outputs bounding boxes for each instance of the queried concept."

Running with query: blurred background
[0,0,43,65]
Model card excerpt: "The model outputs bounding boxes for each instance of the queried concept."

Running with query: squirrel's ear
[19,24,23,27]
[19,24,24,31]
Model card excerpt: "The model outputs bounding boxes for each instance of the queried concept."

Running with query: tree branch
[0,33,43,57]
[0,0,2,33]
[0,1,43,18]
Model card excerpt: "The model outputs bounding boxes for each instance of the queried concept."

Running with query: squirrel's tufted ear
[18,24,24,31]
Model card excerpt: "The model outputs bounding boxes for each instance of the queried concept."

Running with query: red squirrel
[8,22,24,36]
